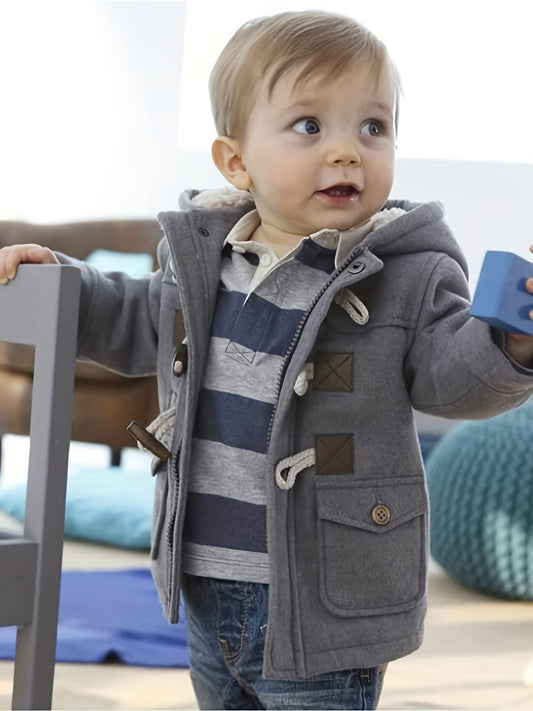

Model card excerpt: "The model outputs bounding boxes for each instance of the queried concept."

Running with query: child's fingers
[525,247,533,318]
[0,246,19,284]
[523,232,533,322]
[0,246,29,283]
[23,245,59,266]
[0,244,58,284]
[524,247,533,320]
[527,276,533,320]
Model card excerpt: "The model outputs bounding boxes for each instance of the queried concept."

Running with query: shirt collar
[224,210,264,254]
[224,209,392,267]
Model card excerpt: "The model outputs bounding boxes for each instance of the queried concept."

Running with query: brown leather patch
[315,434,353,475]
[313,352,353,392]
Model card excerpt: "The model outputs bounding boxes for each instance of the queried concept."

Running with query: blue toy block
[470,251,533,335]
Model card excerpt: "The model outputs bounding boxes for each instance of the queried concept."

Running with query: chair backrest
[0,264,80,709]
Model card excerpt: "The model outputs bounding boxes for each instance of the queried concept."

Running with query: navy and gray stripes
[211,290,304,358]
[181,237,337,582]
[194,389,273,454]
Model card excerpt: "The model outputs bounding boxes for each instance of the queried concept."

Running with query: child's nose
[327,135,361,166]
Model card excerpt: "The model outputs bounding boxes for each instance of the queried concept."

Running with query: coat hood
[176,187,469,280]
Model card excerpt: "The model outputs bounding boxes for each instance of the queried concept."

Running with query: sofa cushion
[85,248,153,276]
[0,466,154,550]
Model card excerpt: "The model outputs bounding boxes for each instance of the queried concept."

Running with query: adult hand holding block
[470,250,533,335]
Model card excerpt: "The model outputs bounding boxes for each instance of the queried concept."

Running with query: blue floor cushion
[0,568,189,667]
[426,399,533,599]
[0,466,154,550]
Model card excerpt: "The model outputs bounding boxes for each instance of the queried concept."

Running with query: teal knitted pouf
[426,399,533,599]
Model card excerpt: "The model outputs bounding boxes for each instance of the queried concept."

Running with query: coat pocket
[316,476,427,617]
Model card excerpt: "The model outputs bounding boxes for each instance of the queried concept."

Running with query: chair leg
[110,448,122,468]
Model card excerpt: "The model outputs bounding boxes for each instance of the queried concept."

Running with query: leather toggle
[126,420,171,460]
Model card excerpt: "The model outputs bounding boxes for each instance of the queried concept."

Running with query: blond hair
[209,10,401,141]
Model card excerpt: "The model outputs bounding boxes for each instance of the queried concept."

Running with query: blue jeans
[181,574,386,710]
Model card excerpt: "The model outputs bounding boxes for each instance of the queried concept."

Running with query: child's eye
[361,120,383,137]
[292,118,320,135]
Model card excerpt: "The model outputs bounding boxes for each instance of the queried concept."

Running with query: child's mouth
[316,184,360,204]
[321,185,358,197]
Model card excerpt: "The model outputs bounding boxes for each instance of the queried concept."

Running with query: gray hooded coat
[66,189,533,679]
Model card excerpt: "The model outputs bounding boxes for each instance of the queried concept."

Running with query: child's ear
[211,136,252,190]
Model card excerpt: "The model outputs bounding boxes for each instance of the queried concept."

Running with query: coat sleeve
[56,245,165,377]
[404,253,533,419]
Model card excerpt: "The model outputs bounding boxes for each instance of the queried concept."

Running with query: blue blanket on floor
[0,568,189,667]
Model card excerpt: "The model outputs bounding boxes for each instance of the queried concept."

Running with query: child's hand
[0,244,59,285]
[504,245,533,367]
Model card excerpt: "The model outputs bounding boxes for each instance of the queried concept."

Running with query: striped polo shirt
[181,210,375,583]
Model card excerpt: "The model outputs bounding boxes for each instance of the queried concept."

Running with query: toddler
[2,10,533,710]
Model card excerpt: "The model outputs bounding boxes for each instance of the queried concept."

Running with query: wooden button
[371,504,391,525]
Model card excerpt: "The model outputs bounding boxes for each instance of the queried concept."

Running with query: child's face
[235,61,396,238]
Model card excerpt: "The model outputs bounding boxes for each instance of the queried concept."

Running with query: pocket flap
[317,476,427,533]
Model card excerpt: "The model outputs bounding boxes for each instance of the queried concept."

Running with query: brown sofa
[0,219,163,467]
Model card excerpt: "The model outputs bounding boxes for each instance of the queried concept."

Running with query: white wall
[392,159,533,290]
[0,0,185,222]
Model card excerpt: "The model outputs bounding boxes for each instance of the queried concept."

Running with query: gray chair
[0,264,80,709]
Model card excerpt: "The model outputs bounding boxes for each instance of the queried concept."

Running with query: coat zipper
[166,449,181,620]
[266,253,367,444]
